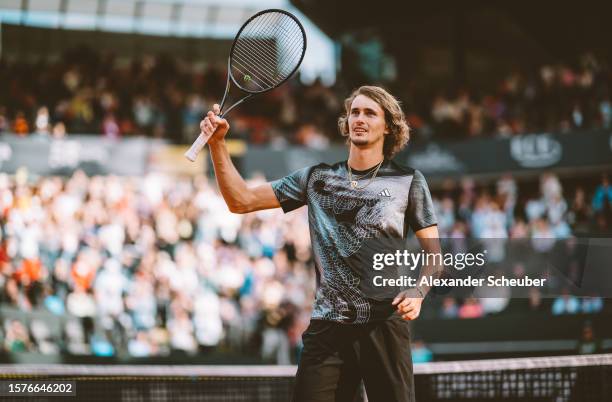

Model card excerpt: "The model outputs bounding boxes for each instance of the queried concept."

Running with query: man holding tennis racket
[200,86,439,402]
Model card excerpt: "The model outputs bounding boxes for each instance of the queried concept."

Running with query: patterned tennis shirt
[271,159,437,324]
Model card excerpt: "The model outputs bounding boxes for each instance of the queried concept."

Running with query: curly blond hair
[338,86,410,159]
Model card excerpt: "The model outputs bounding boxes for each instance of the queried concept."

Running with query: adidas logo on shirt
[378,188,391,197]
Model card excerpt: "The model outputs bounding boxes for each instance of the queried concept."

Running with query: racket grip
[184,131,213,161]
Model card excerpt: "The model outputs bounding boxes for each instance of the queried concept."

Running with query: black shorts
[292,316,414,402]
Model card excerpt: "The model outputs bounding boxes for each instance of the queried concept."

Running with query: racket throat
[219,59,232,114]
[221,94,253,118]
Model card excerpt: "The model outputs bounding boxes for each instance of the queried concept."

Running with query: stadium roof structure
[290,0,611,85]
[1,0,286,38]
[0,0,336,83]
[289,0,610,56]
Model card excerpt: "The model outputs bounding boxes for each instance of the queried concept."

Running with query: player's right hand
[200,104,230,144]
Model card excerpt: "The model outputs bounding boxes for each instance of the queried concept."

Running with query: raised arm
[202,105,280,214]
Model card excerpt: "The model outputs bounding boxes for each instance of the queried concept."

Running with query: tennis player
[200,85,439,402]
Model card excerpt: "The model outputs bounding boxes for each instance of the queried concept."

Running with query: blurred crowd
[1,169,610,361]
[419,53,611,141]
[1,48,610,145]
[433,172,612,239]
[0,171,316,362]
[423,171,610,322]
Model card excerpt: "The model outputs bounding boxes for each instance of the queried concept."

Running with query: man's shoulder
[300,160,422,180]
[282,162,341,186]
[379,160,417,178]
[307,161,344,174]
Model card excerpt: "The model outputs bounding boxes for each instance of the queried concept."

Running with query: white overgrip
[184,130,214,161]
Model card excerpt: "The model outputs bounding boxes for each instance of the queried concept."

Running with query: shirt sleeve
[406,169,437,232]
[270,166,312,213]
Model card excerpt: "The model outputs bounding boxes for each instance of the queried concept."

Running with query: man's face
[347,95,387,148]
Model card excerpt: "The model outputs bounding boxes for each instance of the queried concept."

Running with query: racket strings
[245,14,304,74]
[251,29,302,75]
[231,57,276,90]
[245,12,302,59]
[230,11,305,93]
[231,63,268,90]
[235,37,285,78]
[238,37,281,72]
[232,47,277,81]
[233,42,280,83]
[241,11,303,69]
[233,35,302,88]
[233,40,281,89]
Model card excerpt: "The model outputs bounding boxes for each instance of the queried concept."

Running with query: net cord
[0,354,610,378]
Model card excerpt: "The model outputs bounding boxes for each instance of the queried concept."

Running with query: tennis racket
[185,9,307,161]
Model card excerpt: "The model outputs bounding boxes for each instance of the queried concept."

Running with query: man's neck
[348,146,384,171]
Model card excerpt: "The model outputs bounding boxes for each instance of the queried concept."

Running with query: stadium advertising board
[0,135,150,176]
[243,130,612,180]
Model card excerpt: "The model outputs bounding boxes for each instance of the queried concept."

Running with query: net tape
[1,353,610,377]
[0,354,609,402]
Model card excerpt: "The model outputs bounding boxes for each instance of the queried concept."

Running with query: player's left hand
[392,291,423,321]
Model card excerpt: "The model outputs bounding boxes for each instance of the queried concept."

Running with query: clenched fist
[392,290,424,321]
[199,104,230,144]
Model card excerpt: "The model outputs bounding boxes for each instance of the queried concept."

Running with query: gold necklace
[348,159,384,190]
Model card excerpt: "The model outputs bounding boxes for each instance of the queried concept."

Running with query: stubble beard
[350,131,385,149]
[350,136,370,147]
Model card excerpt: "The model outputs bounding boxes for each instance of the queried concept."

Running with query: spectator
[527,288,545,313]
[128,331,153,357]
[592,174,612,213]
[568,187,591,234]
[35,107,51,135]
[91,333,115,357]
[577,322,600,355]
[458,297,484,319]
[411,339,434,363]
[600,96,611,129]
[167,308,197,354]
[52,122,67,139]
[440,297,459,319]
[13,111,29,135]
[552,289,580,315]
[102,113,121,140]
[0,106,8,133]
[581,297,604,314]
[4,319,32,352]
[435,197,455,237]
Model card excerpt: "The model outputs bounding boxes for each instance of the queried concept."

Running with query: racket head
[228,9,307,95]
